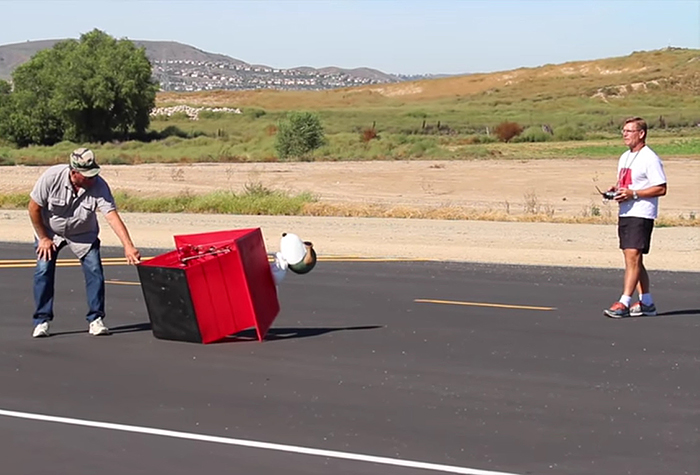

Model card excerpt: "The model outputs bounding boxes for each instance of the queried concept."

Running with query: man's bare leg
[623,248,643,298]
[636,262,650,296]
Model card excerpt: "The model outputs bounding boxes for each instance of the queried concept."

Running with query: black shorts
[618,217,654,254]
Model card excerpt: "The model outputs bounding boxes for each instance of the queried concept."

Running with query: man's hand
[124,245,141,265]
[35,237,56,261]
[614,188,632,202]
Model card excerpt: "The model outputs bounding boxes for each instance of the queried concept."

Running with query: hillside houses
[152,59,394,92]
[0,39,403,91]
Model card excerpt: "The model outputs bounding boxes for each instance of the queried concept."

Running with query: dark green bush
[275,111,326,160]
[513,126,552,143]
[554,125,585,141]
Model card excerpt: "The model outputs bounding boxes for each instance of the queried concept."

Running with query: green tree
[275,111,326,160]
[0,29,158,146]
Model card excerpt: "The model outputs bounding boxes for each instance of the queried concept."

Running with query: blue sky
[1,0,698,75]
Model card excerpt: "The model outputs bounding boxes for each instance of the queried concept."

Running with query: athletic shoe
[32,322,50,338]
[604,302,630,318]
[630,302,657,317]
[88,317,110,336]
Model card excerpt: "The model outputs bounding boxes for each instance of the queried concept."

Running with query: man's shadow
[110,322,153,334]
[50,322,152,337]
[656,309,700,317]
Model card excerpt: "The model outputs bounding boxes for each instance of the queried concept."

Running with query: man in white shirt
[603,117,667,318]
[28,148,141,337]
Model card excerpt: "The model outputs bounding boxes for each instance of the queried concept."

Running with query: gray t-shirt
[30,164,116,258]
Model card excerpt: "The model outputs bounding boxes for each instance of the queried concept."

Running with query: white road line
[0,409,521,475]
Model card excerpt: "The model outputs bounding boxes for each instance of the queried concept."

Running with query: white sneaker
[32,322,50,338]
[88,318,110,336]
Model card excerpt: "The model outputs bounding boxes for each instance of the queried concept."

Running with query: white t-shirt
[616,145,666,219]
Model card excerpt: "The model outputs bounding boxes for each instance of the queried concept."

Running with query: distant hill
[155,47,700,114]
[0,39,400,91]
[366,47,700,103]
[0,39,60,80]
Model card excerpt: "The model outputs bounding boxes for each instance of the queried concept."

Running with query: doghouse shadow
[226,325,383,342]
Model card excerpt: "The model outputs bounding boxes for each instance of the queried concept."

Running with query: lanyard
[622,150,640,170]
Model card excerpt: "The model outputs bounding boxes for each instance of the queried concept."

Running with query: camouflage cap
[69,148,101,177]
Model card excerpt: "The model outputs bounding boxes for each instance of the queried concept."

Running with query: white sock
[640,293,654,306]
[619,295,632,307]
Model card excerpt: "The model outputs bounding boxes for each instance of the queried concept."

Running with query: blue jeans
[33,239,105,325]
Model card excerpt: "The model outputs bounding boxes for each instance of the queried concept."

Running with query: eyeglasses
[621,128,641,135]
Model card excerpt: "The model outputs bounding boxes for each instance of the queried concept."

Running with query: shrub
[198,110,227,120]
[459,134,496,145]
[493,121,523,143]
[275,111,326,160]
[406,110,428,119]
[159,125,190,139]
[100,155,132,165]
[407,137,439,157]
[361,127,378,142]
[554,125,585,141]
[162,136,184,147]
[0,153,15,166]
[0,192,29,207]
[513,126,552,143]
[663,116,699,128]
[244,108,267,119]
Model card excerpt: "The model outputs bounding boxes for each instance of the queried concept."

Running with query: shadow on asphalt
[110,322,152,334]
[656,309,700,317]
[47,323,384,341]
[228,325,384,342]
[48,322,152,337]
[42,329,87,337]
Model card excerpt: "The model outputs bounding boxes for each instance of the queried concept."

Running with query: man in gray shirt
[28,148,141,338]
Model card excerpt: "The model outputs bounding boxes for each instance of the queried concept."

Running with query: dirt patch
[4,159,698,218]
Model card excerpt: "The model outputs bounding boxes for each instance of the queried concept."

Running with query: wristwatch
[632,191,639,200]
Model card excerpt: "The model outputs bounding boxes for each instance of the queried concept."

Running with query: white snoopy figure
[270,233,317,285]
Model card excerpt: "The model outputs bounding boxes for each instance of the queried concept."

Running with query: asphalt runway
[0,241,698,475]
